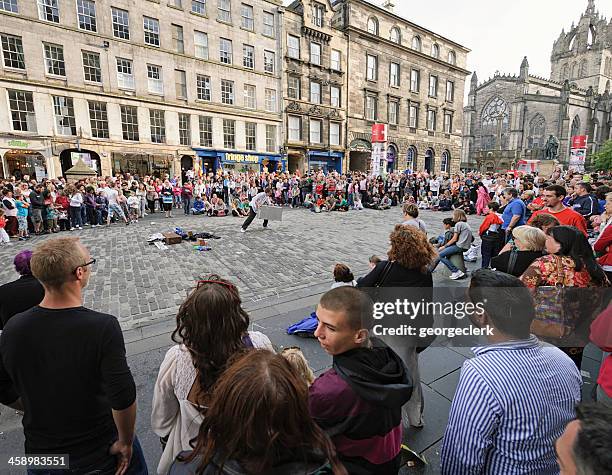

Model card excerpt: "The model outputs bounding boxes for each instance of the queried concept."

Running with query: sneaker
[449,270,465,280]
[77,226,82,230]
[19,236,26,241]
[70,227,75,231]
[240,228,246,233]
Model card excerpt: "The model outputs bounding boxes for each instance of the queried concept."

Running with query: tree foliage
[591,140,612,172]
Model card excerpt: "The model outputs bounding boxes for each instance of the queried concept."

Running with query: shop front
[193,149,286,174]
[0,138,51,180]
[111,152,174,178]
[308,151,343,174]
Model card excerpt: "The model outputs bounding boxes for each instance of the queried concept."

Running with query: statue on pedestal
[543,135,559,160]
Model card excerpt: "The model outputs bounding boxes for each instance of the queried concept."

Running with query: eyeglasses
[73,258,96,274]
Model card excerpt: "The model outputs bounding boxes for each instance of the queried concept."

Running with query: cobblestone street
[0,208,482,331]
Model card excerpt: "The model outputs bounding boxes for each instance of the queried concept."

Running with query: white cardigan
[151,332,274,475]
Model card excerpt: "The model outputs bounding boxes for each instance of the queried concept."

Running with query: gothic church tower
[550,0,612,93]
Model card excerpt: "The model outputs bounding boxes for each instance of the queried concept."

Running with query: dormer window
[367,17,379,36]
[312,3,324,27]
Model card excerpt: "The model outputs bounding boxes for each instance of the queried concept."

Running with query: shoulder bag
[530,256,572,340]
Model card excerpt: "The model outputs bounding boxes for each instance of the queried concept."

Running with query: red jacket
[594,225,612,268]
[479,213,503,236]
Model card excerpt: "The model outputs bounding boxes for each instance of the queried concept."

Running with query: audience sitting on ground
[170,350,347,474]
[438,191,453,212]
[191,196,206,215]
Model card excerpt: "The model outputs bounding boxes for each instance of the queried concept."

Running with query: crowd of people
[2,167,609,242]
[0,166,611,475]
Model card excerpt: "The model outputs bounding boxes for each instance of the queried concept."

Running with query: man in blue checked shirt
[441,270,582,475]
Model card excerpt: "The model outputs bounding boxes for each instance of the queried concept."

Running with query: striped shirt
[440,336,581,475]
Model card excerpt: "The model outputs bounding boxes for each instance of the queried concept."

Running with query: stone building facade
[0,0,284,180]
[462,0,612,172]
[283,0,347,173]
[333,0,470,175]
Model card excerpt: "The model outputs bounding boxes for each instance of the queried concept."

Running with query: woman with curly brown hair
[170,350,347,475]
[151,276,273,475]
[357,225,435,429]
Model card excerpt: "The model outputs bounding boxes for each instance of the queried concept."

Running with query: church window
[561,64,568,80]
[528,114,546,149]
[579,60,587,78]
[480,96,509,150]
[571,115,581,137]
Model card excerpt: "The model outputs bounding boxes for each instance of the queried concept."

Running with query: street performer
[241,188,273,233]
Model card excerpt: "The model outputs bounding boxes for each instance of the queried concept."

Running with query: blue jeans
[69,206,82,228]
[28,437,147,475]
[183,198,191,214]
[431,244,463,273]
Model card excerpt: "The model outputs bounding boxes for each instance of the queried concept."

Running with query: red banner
[371,124,387,143]
[571,135,587,149]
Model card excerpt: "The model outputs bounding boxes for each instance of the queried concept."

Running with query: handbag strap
[507,248,519,275]
[554,255,565,287]
[375,261,394,288]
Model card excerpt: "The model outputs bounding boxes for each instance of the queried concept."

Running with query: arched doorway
[386,144,397,173]
[424,149,435,173]
[4,150,47,181]
[349,139,371,172]
[59,149,101,176]
[181,155,194,182]
[406,146,417,172]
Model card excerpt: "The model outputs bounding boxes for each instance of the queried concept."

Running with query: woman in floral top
[520,225,608,369]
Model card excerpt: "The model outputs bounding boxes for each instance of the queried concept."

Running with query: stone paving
[0,208,603,474]
[0,207,483,332]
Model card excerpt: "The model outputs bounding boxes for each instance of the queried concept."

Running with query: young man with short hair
[0,237,145,474]
[441,270,582,475]
[555,403,612,475]
[309,287,413,475]
[529,185,588,235]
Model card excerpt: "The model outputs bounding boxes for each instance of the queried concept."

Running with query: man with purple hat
[0,250,44,330]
